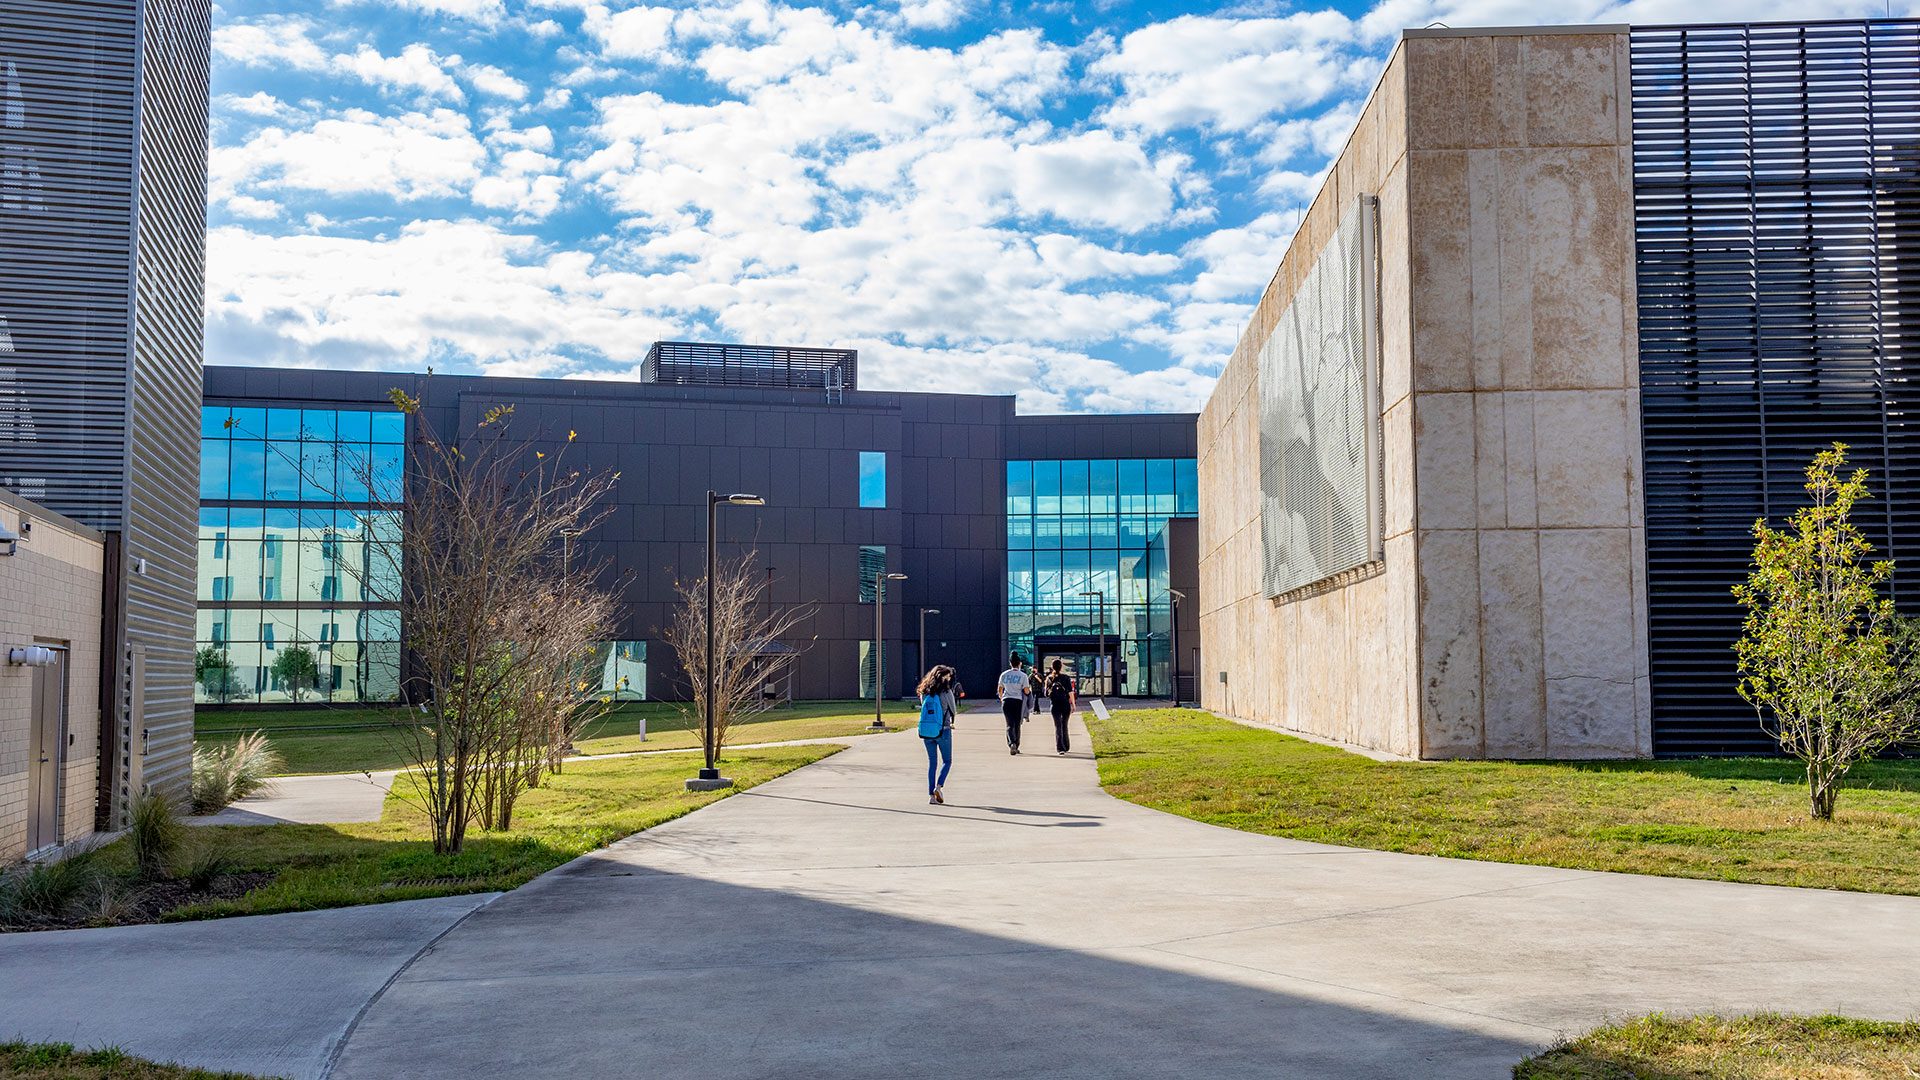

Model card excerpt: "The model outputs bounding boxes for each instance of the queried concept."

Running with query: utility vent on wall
[1258,194,1384,598]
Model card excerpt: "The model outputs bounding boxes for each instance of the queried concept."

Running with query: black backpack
[1047,673,1073,706]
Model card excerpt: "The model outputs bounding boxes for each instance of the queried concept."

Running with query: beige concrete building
[1197,25,1651,759]
[0,489,108,860]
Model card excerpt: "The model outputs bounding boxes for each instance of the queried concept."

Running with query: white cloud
[583,4,678,61]
[218,91,295,118]
[213,109,487,200]
[339,44,466,103]
[1093,11,1362,134]
[335,0,508,26]
[1010,132,1175,233]
[212,16,328,71]
[465,63,530,100]
[224,195,285,219]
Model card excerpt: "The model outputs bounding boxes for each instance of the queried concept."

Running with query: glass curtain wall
[1006,458,1195,695]
[197,407,406,704]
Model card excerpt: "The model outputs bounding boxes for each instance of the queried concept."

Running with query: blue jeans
[923,729,952,793]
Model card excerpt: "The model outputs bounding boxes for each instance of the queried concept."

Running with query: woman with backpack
[1043,659,1077,755]
[916,664,959,804]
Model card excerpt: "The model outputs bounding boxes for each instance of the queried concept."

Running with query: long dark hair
[917,664,955,696]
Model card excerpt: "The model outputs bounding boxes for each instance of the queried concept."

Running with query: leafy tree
[1733,443,1920,820]
[271,643,322,703]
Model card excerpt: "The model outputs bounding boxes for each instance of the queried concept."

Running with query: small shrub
[128,790,187,881]
[191,731,284,814]
[182,843,238,891]
[0,852,108,929]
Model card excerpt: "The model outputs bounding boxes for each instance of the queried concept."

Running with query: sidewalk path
[191,771,398,826]
[0,894,495,1079]
[323,709,1920,1080]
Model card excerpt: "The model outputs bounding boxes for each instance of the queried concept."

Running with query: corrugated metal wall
[0,0,205,807]
[1631,19,1920,755]
[123,0,208,803]
[0,1,138,521]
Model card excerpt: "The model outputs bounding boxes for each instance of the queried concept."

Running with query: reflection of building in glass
[196,407,405,704]
[1006,458,1196,696]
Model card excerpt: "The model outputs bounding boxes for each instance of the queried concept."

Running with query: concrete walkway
[0,894,495,1078]
[319,708,1920,1080]
[191,771,398,826]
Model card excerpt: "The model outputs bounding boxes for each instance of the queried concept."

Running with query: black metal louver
[1631,19,1920,755]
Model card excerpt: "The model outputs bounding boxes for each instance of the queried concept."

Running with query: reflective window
[859,451,886,508]
[1005,458,1194,698]
[198,407,407,705]
[858,545,886,603]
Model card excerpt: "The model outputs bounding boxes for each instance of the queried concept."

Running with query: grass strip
[88,744,839,921]
[1514,1013,1920,1078]
[0,1042,270,1080]
[193,701,912,776]
[1086,709,1920,895]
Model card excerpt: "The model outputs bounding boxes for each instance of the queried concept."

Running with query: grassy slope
[194,701,914,775]
[0,1043,269,1080]
[1087,709,1920,895]
[1514,1014,1920,1079]
[103,744,838,919]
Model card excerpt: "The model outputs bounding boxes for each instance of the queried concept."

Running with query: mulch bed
[1,872,278,933]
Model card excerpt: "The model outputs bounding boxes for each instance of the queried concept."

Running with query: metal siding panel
[1632,19,1920,755]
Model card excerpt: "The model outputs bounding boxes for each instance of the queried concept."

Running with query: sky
[205,0,1915,414]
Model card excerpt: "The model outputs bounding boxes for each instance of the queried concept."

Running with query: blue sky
[205,0,1911,413]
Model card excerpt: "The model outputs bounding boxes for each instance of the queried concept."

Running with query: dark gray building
[1,0,211,816]
[198,349,1199,707]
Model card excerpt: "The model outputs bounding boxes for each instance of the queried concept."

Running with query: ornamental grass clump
[127,790,187,881]
[191,730,284,814]
[1733,443,1920,821]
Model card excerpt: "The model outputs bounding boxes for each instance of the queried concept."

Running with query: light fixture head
[924,607,941,614]
[725,493,765,505]
[886,572,908,580]
[1168,589,1187,601]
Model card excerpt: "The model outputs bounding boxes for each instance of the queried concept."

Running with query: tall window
[1005,458,1196,695]
[858,545,886,602]
[859,451,886,508]
[197,407,406,704]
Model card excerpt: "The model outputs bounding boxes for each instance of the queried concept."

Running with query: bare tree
[366,392,618,853]
[666,549,812,762]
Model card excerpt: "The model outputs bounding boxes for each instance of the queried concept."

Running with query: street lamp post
[919,608,940,684]
[1078,589,1105,696]
[690,490,764,792]
[872,571,908,729]
[1167,589,1186,706]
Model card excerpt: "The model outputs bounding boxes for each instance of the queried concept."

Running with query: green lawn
[1087,709,1920,895]
[194,700,913,775]
[0,1042,270,1079]
[1513,1013,1920,1078]
[105,743,839,920]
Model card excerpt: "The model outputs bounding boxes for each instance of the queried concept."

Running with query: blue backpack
[917,695,946,738]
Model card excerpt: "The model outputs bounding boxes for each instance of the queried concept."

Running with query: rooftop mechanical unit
[641,341,857,400]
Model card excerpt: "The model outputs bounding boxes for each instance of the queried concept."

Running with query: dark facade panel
[1631,18,1920,755]
[202,368,1196,703]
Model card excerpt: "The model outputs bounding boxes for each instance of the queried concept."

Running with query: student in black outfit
[1043,658,1076,755]
[996,653,1031,755]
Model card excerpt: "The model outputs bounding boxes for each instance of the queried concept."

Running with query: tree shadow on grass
[1550,757,1920,795]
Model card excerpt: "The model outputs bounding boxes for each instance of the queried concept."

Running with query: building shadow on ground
[333,854,1549,1080]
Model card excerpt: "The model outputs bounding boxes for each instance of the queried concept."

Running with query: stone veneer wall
[0,491,106,861]
[1198,47,1420,756]
[1197,27,1651,759]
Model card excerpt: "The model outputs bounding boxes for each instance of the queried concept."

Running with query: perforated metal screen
[1258,195,1383,598]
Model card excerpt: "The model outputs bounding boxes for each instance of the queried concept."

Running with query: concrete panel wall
[0,492,105,861]
[1198,47,1420,757]
[1403,30,1649,758]
[1197,28,1650,760]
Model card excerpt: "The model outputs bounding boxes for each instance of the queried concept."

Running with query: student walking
[997,653,1032,755]
[1043,659,1077,755]
[917,664,958,804]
